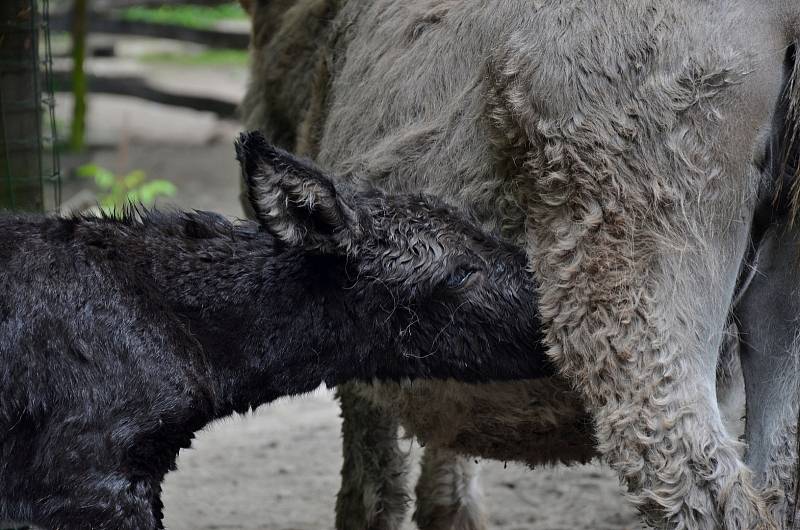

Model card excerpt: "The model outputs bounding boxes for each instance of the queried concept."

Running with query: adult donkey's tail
[771,40,800,530]
[782,41,800,530]
[793,414,799,528]
[787,42,800,229]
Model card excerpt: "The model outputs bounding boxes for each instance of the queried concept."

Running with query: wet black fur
[0,134,552,529]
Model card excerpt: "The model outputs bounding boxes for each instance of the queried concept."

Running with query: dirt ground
[46,45,639,529]
[161,389,638,530]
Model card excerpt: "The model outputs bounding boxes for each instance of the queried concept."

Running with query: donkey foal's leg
[36,475,161,530]
[413,448,487,530]
[336,384,409,530]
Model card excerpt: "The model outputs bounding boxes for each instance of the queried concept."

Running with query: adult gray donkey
[241,1,800,528]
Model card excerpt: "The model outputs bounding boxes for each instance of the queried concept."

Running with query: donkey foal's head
[236,131,549,383]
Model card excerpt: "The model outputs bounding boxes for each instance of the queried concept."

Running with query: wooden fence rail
[52,69,239,118]
[50,11,249,49]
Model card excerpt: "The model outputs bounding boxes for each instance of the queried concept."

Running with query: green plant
[139,48,248,66]
[120,3,246,29]
[78,164,177,215]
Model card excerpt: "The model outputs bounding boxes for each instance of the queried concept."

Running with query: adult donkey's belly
[355,380,595,466]
[314,0,598,466]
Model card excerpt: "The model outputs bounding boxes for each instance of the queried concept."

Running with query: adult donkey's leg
[486,39,775,529]
[735,225,800,525]
[336,384,409,530]
[413,448,487,530]
[533,219,771,529]
[527,170,772,529]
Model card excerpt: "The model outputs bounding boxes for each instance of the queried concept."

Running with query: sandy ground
[36,47,640,529]
[160,390,638,530]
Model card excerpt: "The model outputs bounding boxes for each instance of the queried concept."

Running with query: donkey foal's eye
[445,267,475,289]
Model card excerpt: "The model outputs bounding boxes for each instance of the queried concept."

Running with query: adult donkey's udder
[356,378,597,466]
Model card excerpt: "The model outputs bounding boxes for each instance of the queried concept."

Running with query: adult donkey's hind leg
[735,225,800,524]
[413,448,487,530]
[336,384,410,530]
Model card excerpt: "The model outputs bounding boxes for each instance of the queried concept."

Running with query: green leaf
[109,182,127,206]
[99,195,119,210]
[80,165,179,211]
[95,170,116,190]
[76,163,100,177]
[123,170,146,190]
[126,190,141,205]
[77,164,115,190]
[138,180,177,204]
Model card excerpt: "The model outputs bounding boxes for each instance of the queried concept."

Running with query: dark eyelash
[444,267,475,289]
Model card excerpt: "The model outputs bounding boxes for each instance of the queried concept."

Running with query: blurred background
[1,0,246,217]
[0,1,637,528]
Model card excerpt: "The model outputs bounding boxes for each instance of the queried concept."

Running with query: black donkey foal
[0,132,552,530]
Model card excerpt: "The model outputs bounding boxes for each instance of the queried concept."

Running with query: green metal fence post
[0,0,61,212]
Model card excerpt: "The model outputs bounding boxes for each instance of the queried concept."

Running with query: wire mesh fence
[0,0,61,212]
[0,4,58,528]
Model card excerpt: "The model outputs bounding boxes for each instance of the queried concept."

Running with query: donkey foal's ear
[235,131,358,251]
